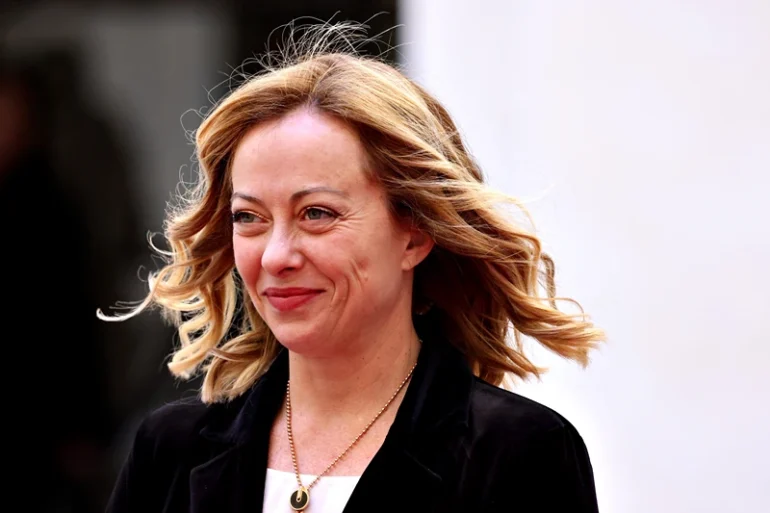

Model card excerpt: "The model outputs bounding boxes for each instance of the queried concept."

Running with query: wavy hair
[98,22,605,403]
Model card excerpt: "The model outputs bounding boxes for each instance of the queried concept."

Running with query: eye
[302,207,337,221]
[231,211,262,224]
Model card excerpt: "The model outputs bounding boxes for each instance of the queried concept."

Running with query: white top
[263,468,360,513]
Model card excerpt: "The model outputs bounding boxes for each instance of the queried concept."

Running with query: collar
[198,336,474,448]
[191,337,475,513]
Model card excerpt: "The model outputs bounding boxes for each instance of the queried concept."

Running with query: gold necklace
[285,360,418,511]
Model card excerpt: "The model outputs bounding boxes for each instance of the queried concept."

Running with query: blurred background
[1,1,767,512]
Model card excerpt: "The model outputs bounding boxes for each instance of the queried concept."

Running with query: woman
[101,24,605,513]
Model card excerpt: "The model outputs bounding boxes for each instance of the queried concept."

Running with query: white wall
[399,1,770,512]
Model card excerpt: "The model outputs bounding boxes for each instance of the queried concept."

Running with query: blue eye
[231,211,260,223]
[303,207,336,221]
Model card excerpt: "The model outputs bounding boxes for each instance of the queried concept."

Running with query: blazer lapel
[187,338,474,513]
[189,441,264,513]
[344,443,443,512]
[189,351,288,513]
[345,338,474,512]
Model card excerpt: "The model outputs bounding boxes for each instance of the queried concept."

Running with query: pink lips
[262,287,323,312]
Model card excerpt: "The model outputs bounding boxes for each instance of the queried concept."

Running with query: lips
[262,287,323,312]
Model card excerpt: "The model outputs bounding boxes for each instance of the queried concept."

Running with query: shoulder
[466,379,599,511]
[138,396,207,435]
[467,377,586,453]
[131,395,219,458]
[106,397,216,512]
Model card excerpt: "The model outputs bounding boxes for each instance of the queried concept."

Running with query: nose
[261,225,303,277]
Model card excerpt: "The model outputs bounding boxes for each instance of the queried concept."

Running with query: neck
[286,321,421,422]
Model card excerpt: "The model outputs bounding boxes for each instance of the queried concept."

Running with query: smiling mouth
[262,288,323,312]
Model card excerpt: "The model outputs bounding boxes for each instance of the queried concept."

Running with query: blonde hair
[99,22,605,403]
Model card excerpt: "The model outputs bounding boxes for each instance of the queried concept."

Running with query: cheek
[342,230,402,289]
[309,236,355,279]
[299,235,361,297]
[232,237,263,292]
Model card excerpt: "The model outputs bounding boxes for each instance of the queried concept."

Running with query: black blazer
[106,339,599,512]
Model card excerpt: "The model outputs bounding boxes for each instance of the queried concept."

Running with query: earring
[414,301,434,316]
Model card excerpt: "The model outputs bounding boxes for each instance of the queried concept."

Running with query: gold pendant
[289,486,309,511]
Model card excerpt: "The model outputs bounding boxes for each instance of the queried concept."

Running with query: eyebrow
[230,186,349,204]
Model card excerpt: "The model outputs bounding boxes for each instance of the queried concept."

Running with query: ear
[402,226,434,271]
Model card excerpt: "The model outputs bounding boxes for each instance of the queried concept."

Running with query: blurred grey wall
[5,0,232,447]
[3,3,232,510]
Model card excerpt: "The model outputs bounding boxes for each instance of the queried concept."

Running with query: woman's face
[230,108,429,356]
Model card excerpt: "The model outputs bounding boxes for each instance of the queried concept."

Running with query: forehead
[230,108,370,192]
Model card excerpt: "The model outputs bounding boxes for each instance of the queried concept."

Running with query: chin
[269,324,328,356]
